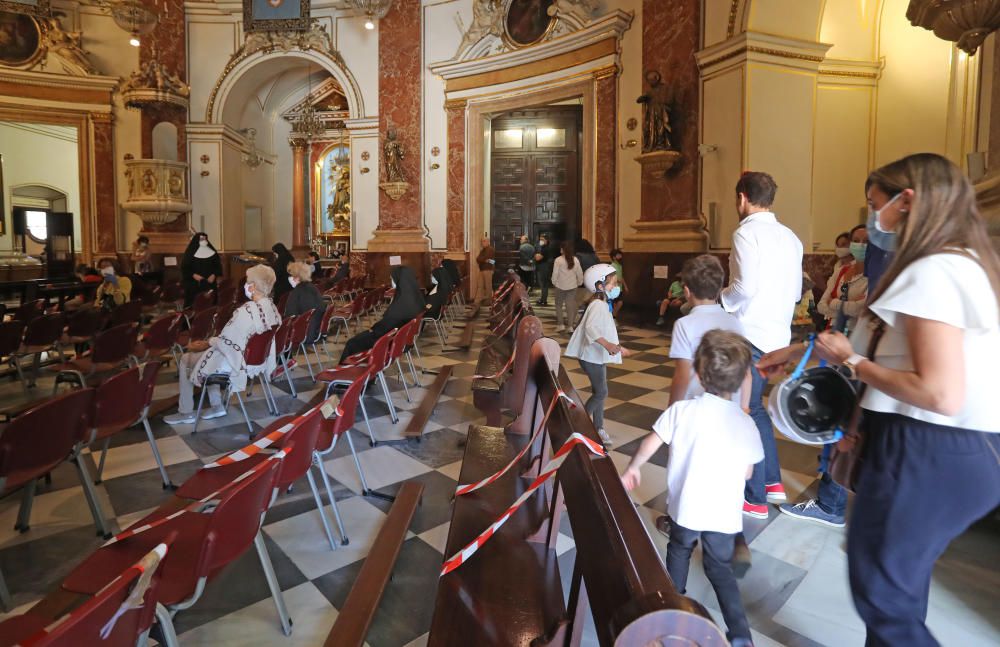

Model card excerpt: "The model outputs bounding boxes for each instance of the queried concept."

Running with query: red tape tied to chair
[440,431,606,577]
[492,279,516,302]
[471,348,516,381]
[100,448,289,548]
[455,390,575,497]
[17,543,170,645]
[202,406,322,469]
[339,349,371,369]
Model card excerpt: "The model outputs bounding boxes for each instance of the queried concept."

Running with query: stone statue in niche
[636,70,673,152]
[383,129,406,183]
[327,166,351,233]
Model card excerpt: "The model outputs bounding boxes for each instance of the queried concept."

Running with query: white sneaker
[163,411,197,425]
[597,428,613,447]
[200,405,227,420]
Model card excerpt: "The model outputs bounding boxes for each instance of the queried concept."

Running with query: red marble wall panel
[641,0,699,222]
[446,106,465,251]
[139,0,187,162]
[991,37,1000,164]
[378,0,422,230]
[594,73,617,251]
[349,251,368,286]
[93,118,118,253]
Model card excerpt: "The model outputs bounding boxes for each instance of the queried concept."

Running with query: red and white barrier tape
[440,431,605,577]
[17,543,169,645]
[471,349,516,381]
[101,448,288,547]
[204,406,320,468]
[455,391,574,496]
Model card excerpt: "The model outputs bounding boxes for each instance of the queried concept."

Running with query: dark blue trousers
[848,411,1000,646]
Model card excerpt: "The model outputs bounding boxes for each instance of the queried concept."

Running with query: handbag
[827,318,885,492]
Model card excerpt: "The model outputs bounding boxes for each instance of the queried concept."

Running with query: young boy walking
[622,330,763,647]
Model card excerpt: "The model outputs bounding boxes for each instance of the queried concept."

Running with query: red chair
[317,328,399,443]
[52,323,138,391]
[215,302,239,336]
[133,313,183,367]
[0,540,173,645]
[178,408,347,552]
[0,389,100,606]
[289,308,317,381]
[276,292,290,316]
[158,281,183,312]
[0,320,25,381]
[176,306,217,350]
[216,285,237,307]
[387,321,413,403]
[107,300,143,328]
[192,328,277,437]
[60,307,106,354]
[314,371,382,501]
[309,303,339,368]
[61,450,290,638]
[329,293,366,345]
[8,299,44,324]
[12,313,66,389]
[272,315,299,397]
[183,290,215,328]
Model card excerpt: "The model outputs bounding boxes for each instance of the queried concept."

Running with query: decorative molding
[592,63,617,80]
[696,31,832,76]
[365,227,431,252]
[121,159,192,226]
[907,0,1000,55]
[2,14,99,76]
[0,67,118,105]
[444,98,468,110]
[622,218,710,253]
[120,51,191,111]
[379,181,410,201]
[727,0,741,38]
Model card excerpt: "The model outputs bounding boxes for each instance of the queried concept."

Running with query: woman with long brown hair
[759,153,1000,646]
[551,241,583,332]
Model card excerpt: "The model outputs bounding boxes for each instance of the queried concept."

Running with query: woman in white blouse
[551,241,584,333]
[759,153,1000,646]
[817,224,869,333]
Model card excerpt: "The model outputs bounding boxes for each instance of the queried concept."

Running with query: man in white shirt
[720,171,803,518]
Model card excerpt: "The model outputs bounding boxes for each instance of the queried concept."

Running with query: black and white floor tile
[0,302,997,646]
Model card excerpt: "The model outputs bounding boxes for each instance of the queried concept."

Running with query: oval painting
[505,0,555,46]
[0,11,41,67]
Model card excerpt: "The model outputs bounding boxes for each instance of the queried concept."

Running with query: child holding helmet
[564,263,631,447]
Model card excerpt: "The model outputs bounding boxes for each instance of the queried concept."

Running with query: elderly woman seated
[284,261,326,341]
[164,265,282,425]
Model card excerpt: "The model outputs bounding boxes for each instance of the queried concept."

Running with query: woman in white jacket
[551,241,584,332]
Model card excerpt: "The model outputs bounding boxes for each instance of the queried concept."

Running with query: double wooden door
[489,107,581,273]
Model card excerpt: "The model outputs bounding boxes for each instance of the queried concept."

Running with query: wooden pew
[324,481,424,647]
[429,338,726,646]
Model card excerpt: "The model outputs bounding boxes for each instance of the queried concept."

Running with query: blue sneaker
[779,499,845,528]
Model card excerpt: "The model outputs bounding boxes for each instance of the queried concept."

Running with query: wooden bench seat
[429,423,564,646]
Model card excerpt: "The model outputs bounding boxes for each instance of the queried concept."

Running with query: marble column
[291,138,309,250]
[446,102,465,253]
[92,113,117,255]
[594,68,617,253]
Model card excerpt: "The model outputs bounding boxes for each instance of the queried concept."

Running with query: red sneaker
[765,482,787,503]
[743,500,769,519]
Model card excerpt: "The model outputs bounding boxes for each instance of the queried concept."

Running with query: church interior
[0,0,998,645]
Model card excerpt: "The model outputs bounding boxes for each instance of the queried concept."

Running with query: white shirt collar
[739,211,777,227]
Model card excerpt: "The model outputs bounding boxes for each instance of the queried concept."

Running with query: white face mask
[391,278,396,289]
[199,240,208,247]
[101,266,115,276]
[288,277,298,288]
[869,192,903,235]
[244,284,254,299]
[834,246,852,259]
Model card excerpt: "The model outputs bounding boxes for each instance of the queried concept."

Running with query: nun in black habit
[339,266,425,363]
[424,265,454,320]
[441,259,461,288]
[270,243,296,302]
[181,232,224,307]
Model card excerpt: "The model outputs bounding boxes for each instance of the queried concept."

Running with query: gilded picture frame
[0,9,42,67]
[242,0,310,32]
[0,0,49,18]
[503,0,556,48]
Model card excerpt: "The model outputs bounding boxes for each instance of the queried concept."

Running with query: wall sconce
[200,170,210,177]
[626,117,638,131]
[620,139,638,150]
[429,162,440,170]
[698,144,719,156]
[359,167,370,174]
[238,127,263,170]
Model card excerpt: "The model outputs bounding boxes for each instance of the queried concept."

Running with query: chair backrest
[289,308,315,346]
[109,301,143,328]
[66,307,106,339]
[0,320,25,357]
[91,323,139,365]
[216,302,238,335]
[276,292,290,316]
[191,290,215,313]
[318,303,337,338]
[216,285,237,307]
[202,453,283,577]
[401,316,421,348]
[388,323,409,361]
[138,361,162,411]
[349,293,366,317]
[274,315,296,355]
[266,411,324,490]
[92,365,146,442]
[188,307,218,341]
[367,328,395,372]
[244,328,277,368]
[317,372,367,450]
[159,281,183,304]
[0,388,95,493]
[23,541,170,646]
[12,299,44,324]
[23,312,66,347]
[142,313,182,350]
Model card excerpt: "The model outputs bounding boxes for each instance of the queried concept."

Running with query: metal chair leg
[234,392,254,438]
[435,320,447,347]
[299,343,315,381]
[191,386,209,434]
[142,417,174,489]
[343,429,372,494]
[73,452,110,538]
[154,603,180,647]
[14,478,36,532]
[281,355,297,398]
[94,437,112,484]
[254,531,293,636]
[306,461,341,550]
[0,566,11,612]
[396,359,411,402]
[377,371,398,423]
[315,459,350,545]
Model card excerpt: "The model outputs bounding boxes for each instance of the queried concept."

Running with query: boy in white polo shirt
[622,330,763,647]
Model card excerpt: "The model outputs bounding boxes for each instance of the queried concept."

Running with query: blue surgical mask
[867,193,902,251]
[849,242,867,262]
[607,285,622,300]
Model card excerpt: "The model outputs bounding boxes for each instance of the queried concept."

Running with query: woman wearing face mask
[283,261,326,341]
[181,233,223,308]
[270,243,296,302]
[94,258,132,309]
[338,266,425,363]
[818,224,869,334]
[164,265,282,425]
[565,263,631,448]
[424,264,454,320]
[758,153,1000,646]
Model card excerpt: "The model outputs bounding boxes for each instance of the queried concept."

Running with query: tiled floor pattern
[0,302,997,647]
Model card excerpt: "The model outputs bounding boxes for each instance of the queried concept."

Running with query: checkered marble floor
[0,302,997,647]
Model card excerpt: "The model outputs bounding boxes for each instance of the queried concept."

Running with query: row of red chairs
[0,347,377,645]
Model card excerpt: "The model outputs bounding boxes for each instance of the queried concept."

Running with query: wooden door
[489,107,581,274]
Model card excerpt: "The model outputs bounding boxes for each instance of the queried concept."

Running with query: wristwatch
[843,353,866,379]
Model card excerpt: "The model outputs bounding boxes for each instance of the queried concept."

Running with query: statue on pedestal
[636,70,673,152]
[383,129,406,183]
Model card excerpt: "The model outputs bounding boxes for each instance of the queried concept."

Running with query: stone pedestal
[365,228,431,287]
